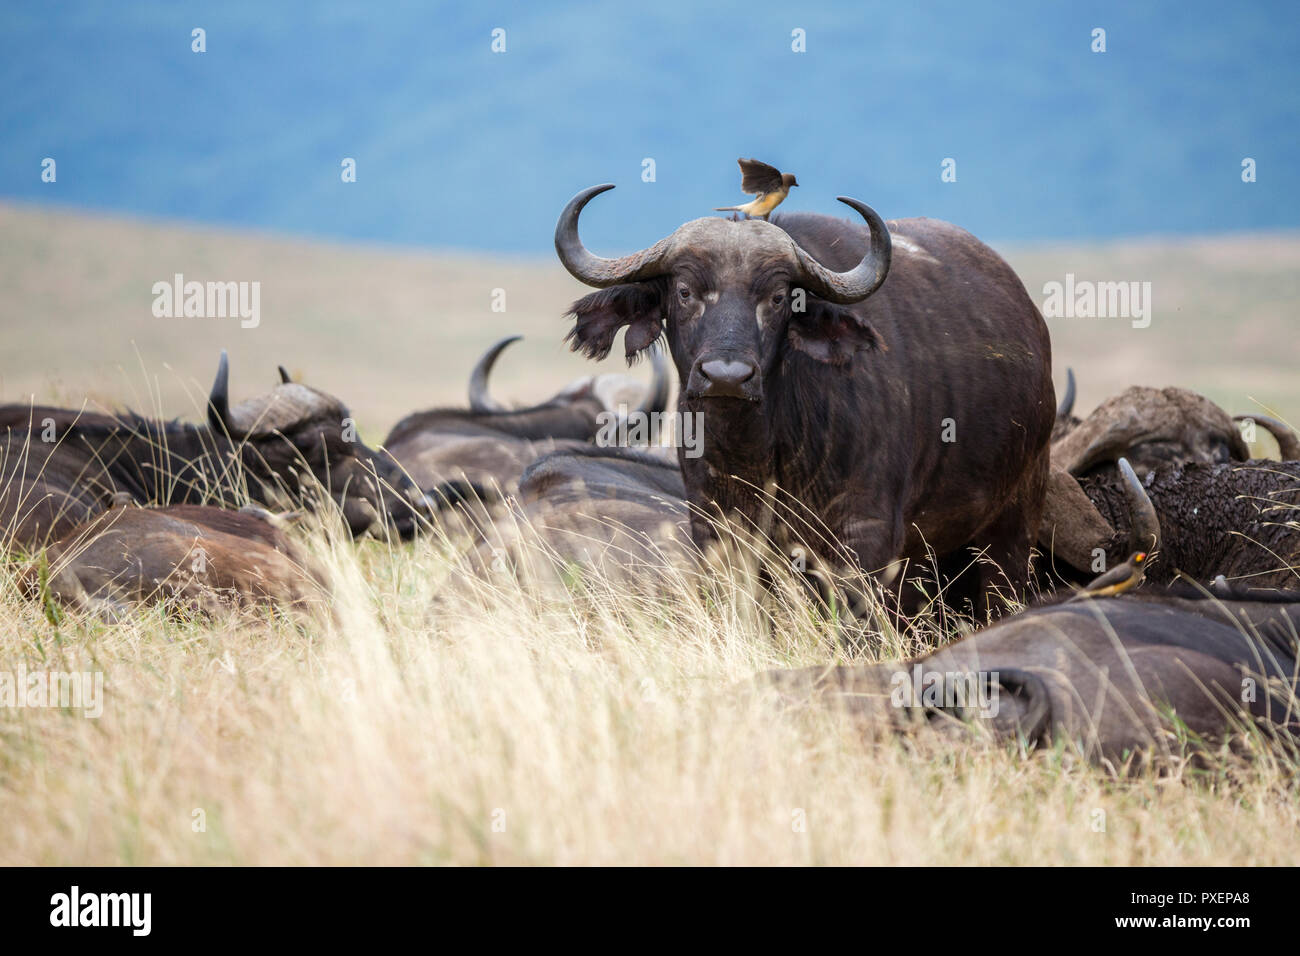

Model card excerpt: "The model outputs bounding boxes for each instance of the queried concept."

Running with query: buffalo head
[1053,384,1249,481]
[206,352,422,537]
[556,184,891,403]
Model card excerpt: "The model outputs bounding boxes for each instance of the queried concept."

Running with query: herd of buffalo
[4,186,1299,769]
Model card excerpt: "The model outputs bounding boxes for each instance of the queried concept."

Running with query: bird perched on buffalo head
[714,158,798,221]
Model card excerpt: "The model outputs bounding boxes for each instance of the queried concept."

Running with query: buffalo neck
[678,393,772,531]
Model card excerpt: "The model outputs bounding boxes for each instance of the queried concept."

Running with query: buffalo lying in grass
[759,585,1300,768]
[384,336,670,505]
[1046,372,1297,481]
[1040,377,1299,578]
[19,498,329,620]
[1052,458,1300,590]
[0,352,424,547]
[1052,384,1250,481]
[468,445,695,584]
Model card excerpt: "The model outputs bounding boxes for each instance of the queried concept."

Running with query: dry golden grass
[2,507,1299,867]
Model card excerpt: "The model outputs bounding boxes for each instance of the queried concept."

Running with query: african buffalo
[555,185,1055,613]
[1052,384,1251,481]
[468,444,694,583]
[0,352,423,548]
[1047,373,1298,478]
[1039,378,1299,572]
[1051,457,1300,590]
[19,498,329,620]
[383,335,670,504]
[759,585,1300,768]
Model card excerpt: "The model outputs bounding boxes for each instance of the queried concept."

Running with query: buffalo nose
[700,359,755,388]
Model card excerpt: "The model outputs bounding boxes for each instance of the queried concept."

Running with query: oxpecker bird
[714,158,798,221]
[1067,551,1149,601]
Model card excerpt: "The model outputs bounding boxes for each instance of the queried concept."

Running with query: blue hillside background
[1,0,1296,253]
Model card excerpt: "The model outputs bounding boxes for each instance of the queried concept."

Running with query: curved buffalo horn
[468,335,522,413]
[554,184,676,288]
[1234,413,1300,460]
[207,350,236,436]
[1118,457,1160,555]
[632,341,671,418]
[790,197,892,305]
[278,365,292,384]
[1057,368,1076,419]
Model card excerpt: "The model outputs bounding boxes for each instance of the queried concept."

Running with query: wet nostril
[700,359,755,386]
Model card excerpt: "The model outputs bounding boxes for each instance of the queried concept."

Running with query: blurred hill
[1,1,1297,254]
[1,201,1295,443]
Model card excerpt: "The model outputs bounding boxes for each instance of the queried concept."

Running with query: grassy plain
[1,203,1297,864]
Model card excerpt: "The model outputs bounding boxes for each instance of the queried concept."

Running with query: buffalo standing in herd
[4,183,1299,768]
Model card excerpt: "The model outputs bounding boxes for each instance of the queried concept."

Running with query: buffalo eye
[677,285,692,303]
[770,290,785,307]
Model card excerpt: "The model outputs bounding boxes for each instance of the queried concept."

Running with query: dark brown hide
[760,588,1300,767]
[559,188,1053,613]
[0,354,422,547]
[20,503,329,619]
[468,445,694,583]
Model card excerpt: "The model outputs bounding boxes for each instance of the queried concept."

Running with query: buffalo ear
[565,280,665,362]
[787,300,884,366]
